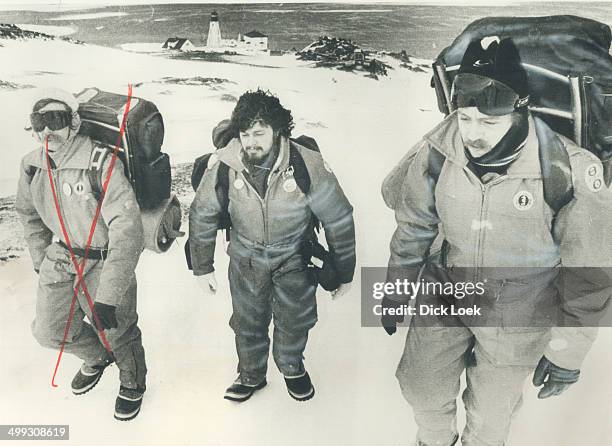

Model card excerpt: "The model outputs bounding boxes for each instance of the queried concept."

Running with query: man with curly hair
[189,89,356,402]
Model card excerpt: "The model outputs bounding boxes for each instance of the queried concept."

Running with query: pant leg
[228,252,273,385]
[396,313,473,446]
[31,243,109,366]
[461,327,550,446]
[270,251,317,377]
[76,267,147,389]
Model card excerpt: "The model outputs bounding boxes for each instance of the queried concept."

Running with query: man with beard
[16,88,147,421]
[382,38,611,445]
[189,89,356,402]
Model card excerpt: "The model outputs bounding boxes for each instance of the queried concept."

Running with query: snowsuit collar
[26,132,93,171]
[423,111,542,179]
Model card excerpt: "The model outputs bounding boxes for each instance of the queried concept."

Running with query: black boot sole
[114,407,141,422]
[72,371,104,396]
[287,386,315,402]
[224,380,267,402]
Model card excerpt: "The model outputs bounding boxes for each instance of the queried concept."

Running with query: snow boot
[224,376,267,402]
[71,359,113,395]
[284,371,315,401]
[114,385,145,421]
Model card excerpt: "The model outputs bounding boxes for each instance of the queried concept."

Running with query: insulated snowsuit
[16,133,147,389]
[189,136,356,384]
[388,112,612,446]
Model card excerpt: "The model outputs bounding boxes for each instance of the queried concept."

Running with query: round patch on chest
[283,178,297,193]
[233,179,245,190]
[62,182,72,197]
[74,181,86,195]
[585,163,604,193]
[513,190,534,211]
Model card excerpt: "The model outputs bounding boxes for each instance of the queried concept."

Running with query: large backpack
[76,87,171,210]
[384,15,612,212]
[431,15,612,185]
[76,88,182,252]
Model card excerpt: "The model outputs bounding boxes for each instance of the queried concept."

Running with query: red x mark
[45,84,133,387]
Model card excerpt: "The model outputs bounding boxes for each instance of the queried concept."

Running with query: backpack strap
[23,165,39,183]
[288,141,322,233]
[88,145,111,200]
[534,117,574,214]
[427,146,446,182]
[288,143,312,195]
[426,147,448,265]
[215,161,231,241]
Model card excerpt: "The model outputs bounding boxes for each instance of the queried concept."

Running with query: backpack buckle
[283,165,295,178]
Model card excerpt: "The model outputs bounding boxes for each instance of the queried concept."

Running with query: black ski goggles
[451,73,529,116]
[29,110,72,132]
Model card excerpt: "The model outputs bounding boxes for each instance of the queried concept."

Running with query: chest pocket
[490,180,551,223]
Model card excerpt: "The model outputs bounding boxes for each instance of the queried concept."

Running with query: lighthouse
[206,11,222,48]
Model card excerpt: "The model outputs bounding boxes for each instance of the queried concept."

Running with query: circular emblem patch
[283,178,297,193]
[584,163,604,193]
[233,179,244,190]
[513,190,534,211]
[74,181,85,195]
[62,183,72,197]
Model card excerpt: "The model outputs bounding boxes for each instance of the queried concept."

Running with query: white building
[242,31,268,51]
[162,38,195,51]
[206,11,222,48]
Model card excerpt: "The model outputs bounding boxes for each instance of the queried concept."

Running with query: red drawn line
[48,84,134,388]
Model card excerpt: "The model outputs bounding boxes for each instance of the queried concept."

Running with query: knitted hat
[457,37,529,99]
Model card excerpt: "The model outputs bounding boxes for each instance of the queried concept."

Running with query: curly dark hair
[230,89,294,138]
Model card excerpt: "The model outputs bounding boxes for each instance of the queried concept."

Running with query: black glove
[302,238,341,292]
[532,356,580,399]
[92,302,118,331]
[381,297,405,336]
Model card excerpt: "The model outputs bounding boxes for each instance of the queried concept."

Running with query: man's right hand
[197,272,218,295]
[381,297,405,336]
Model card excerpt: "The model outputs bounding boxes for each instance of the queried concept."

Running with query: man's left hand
[331,282,352,300]
[532,356,580,399]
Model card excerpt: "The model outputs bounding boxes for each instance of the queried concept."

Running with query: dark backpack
[75,87,171,210]
[431,15,612,187]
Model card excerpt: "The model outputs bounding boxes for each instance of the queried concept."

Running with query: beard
[244,146,266,163]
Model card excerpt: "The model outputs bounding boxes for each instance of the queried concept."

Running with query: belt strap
[58,240,108,261]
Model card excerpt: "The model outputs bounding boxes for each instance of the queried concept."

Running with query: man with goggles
[16,88,148,421]
[383,37,611,446]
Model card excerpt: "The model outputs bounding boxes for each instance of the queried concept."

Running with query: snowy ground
[0,35,611,446]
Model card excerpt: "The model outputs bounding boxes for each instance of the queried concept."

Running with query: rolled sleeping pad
[141,194,185,253]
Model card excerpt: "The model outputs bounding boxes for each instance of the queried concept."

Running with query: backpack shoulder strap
[427,146,446,183]
[288,142,312,195]
[87,144,111,200]
[215,161,231,237]
[23,164,39,183]
[216,161,230,204]
[534,117,574,214]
